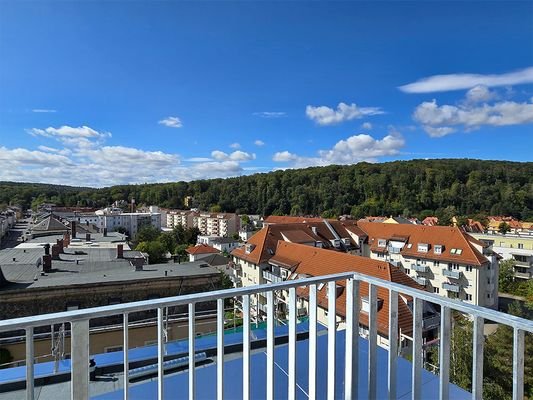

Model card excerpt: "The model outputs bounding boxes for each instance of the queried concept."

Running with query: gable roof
[358,222,489,266]
[186,244,219,255]
[32,215,69,232]
[264,215,329,224]
[271,241,422,336]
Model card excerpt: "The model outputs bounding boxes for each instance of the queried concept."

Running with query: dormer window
[418,243,429,253]
[378,239,387,247]
[450,248,463,255]
[434,245,443,255]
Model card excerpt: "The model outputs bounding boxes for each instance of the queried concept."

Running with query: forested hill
[1,159,532,220]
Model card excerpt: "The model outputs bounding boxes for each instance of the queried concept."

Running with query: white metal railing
[0,272,532,400]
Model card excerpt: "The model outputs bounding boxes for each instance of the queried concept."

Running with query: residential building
[358,222,499,308]
[264,241,439,350]
[186,244,220,262]
[166,210,195,229]
[192,212,239,237]
[472,233,533,280]
[197,235,240,253]
[99,210,161,238]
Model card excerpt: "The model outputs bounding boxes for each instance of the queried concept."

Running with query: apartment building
[167,210,195,229]
[264,241,438,350]
[166,210,239,237]
[472,233,533,280]
[358,222,499,308]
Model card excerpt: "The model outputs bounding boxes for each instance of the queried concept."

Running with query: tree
[135,225,160,243]
[136,241,167,264]
[498,222,511,235]
[210,204,222,213]
[498,259,516,293]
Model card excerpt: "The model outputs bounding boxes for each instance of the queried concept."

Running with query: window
[318,283,325,291]
[466,266,473,272]
[466,294,472,301]
[450,248,463,255]
[435,261,440,267]
[434,245,442,254]
[407,243,413,249]
[378,239,387,247]
[433,287,440,294]
[405,268,411,275]
[518,243,524,249]
[418,243,429,253]
[487,293,492,299]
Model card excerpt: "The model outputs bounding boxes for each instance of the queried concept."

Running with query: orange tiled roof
[271,241,422,336]
[186,244,219,255]
[264,215,329,224]
[358,222,489,266]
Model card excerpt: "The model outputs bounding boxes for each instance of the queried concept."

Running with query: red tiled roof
[358,222,489,266]
[272,241,422,336]
[264,215,329,224]
[186,244,219,255]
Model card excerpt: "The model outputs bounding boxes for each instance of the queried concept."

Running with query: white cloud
[361,122,373,130]
[254,139,265,146]
[28,125,110,148]
[0,146,73,167]
[273,133,404,167]
[3,124,255,186]
[306,102,384,126]
[32,109,56,113]
[399,67,533,93]
[158,116,183,128]
[464,85,496,104]
[413,98,533,137]
[253,111,287,118]
[211,150,256,162]
[229,142,241,149]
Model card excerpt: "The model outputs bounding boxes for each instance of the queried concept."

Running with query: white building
[358,222,499,309]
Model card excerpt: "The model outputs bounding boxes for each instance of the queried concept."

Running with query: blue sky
[0,1,532,187]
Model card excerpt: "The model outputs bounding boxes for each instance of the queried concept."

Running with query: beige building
[358,222,499,308]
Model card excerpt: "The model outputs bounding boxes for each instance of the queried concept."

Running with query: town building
[166,210,239,237]
[264,241,439,350]
[471,233,533,280]
[185,244,220,262]
[196,235,240,253]
[357,222,499,308]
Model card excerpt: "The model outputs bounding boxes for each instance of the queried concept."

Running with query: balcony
[412,263,430,273]
[0,273,531,400]
[262,269,283,283]
[515,271,531,279]
[415,276,428,286]
[442,268,462,279]
[442,282,460,293]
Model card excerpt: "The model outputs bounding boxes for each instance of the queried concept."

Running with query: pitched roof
[358,222,489,266]
[32,215,69,232]
[264,215,328,224]
[186,244,219,255]
[271,241,422,336]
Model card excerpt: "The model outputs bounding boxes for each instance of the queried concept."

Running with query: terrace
[0,272,531,400]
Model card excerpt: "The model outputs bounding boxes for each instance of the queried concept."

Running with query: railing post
[71,319,89,400]
[327,281,337,400]
[368,284,377,400]
[266,291,275,400]
[26,327,34,400]
[123,313,129,400]
[243,294,250,400]
[308,284,317,400]
[513,328,525,400]
[217,298,224,400]
[472,316,484,400]
[189,302,196,400]
[412,298,423,400]
[388,290,398,400]
[288,287,297,400]
[157,307,165,400]
[439,306,451,400]
[345,278,359,400]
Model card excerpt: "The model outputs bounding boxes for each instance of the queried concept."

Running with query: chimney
[86,233,91,242]
[63,232,70,248]
[56,239,64,253]
[132,257,144,271]
[44,243,50,256]
[71,221,77,239]
[117,244,124,259]
[51,244,60,260]
[103,227,107,237]
[42,254,52,273]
